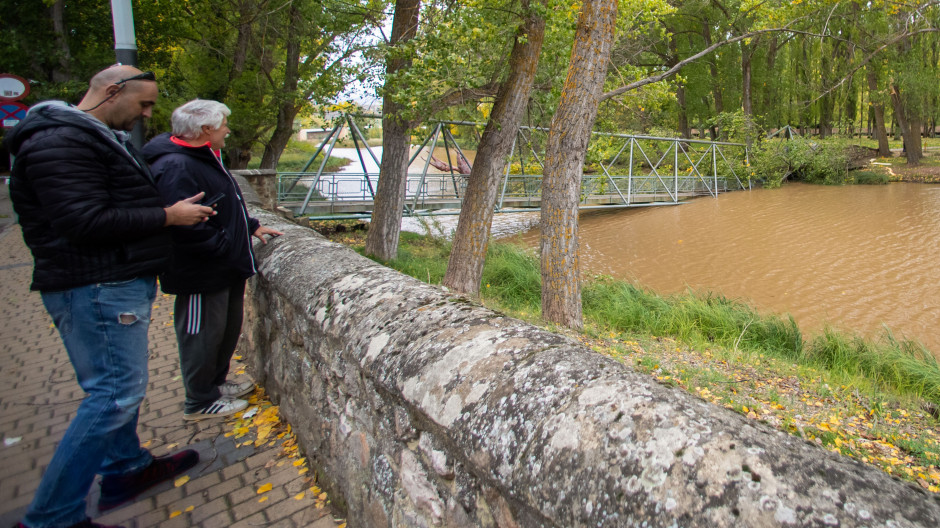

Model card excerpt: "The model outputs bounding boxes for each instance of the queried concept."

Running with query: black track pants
[173,281,246,413]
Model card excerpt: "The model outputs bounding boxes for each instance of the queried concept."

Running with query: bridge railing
[281,170,744,211]
[278,116,750,216]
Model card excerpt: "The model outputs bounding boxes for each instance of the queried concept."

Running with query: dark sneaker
[98,449,199,511]
[183,397,248,421]
[15,519,126,528]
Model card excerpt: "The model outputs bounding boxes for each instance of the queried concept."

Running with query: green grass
[324,224,940,490]
[247,139,351,172]
[371,235,940,406]
[852,170,890,185]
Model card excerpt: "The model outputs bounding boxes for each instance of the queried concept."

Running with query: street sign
[1,102,28,128]
[0,74,29,102]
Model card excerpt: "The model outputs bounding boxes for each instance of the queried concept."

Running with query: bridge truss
[279,115,751,219]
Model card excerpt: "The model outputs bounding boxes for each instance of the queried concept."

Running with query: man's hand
[252,225,284,244]
[164,192,215,226]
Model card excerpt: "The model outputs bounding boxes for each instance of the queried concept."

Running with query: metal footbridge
[279,115,751,219]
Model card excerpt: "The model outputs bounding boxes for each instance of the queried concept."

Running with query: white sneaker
[183,398,248,421]
[219,380,254,399]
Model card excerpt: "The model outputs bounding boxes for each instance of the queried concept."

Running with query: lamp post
[111,0,138,66]
[110,0,143,146]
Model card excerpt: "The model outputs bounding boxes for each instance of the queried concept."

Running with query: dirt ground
[883,149,940,183]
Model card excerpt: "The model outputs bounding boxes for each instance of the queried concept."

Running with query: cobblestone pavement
[0,184,341,528]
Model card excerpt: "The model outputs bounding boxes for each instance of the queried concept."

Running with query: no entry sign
[1,102,28,128]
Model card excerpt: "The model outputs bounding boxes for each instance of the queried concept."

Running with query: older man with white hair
[142,99,282,421]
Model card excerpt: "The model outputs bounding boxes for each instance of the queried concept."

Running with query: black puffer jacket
[4,101,170,291]
[142,133,260,294]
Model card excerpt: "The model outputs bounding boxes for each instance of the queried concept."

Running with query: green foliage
[381,237,940,404]
[750,138,850,187]
[707,110,761,144]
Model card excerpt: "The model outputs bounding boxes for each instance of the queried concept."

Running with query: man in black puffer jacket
[142,99,281,422]
[5,66,214,528]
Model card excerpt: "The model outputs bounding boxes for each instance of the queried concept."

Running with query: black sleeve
[152,155,231,258]
[20,130,167,243]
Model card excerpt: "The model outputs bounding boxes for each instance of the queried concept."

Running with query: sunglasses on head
[116,71,157,84]
[84,71,158,112]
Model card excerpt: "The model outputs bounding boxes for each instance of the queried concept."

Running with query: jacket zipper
[212,152,257,274]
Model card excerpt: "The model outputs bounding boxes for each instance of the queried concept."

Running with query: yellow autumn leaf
[259,495,269,503]
[165,442,178,451]
[338,524,347,528]
[185,505,195,512]
[257,483,273,494]
[318,492,327,500]
[294,491,305,500]
[293,458,306,467]
[169,511,182,518]
[298,468,308,475]
[174,475,190,487]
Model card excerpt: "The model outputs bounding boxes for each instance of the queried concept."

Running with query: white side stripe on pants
[187,294,202,335]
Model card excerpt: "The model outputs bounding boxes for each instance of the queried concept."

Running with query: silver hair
[171,99,231,140]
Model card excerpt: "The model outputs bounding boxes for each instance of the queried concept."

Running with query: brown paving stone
[230,511,269,528]
[95,496,157,527]
[204,475,243,502]
[0,223,342,528]
[199,509,235,527]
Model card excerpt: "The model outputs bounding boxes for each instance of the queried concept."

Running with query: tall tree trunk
[866,68,891,157]
[762,36,779,126]
[442,1,546,294]
[364,0,420,260]
[891,84,922,166]
[819,48,833,138]
[219,1,259,169]
[541,0,618,330]
[259,4,302,169]
[50,0,71,82]
[702,21,723,139]
[669,34,690,138]
[741,44,753,117]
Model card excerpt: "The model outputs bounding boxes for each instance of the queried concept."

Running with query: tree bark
[891,83,922,166]
[540,0,618,330]
[50,0,71,83]
[442,1,546,294]
[364,0,421,261]
[701,22,723,140]
[669,35,690,138]
[866,68,891,157]
[741,44,753,117]
[819,48,833,138]
[259,4,302,170]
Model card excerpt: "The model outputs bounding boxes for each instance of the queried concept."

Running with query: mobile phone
[202,192,225,208]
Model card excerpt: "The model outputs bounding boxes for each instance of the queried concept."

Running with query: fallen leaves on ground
[223,383,339,514]
[588,332,940,493]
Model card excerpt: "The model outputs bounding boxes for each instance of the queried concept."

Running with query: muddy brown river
[517,182,940,355]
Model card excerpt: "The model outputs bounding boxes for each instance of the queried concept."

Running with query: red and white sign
[0,74,29,102]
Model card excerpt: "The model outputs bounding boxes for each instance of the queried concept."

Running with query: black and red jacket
[142,133,260,295]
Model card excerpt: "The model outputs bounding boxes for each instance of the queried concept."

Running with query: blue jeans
[23,277,156,528]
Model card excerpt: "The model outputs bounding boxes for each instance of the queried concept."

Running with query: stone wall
[242,205,940,527]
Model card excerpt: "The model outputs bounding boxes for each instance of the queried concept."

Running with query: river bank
[311,225,940,495]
